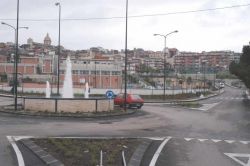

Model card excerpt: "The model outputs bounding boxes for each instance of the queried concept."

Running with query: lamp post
[1,21,28,110]
[55,2,61,96]
[154,30,178,100]
[202,60,207,94]
[124,0,128,111]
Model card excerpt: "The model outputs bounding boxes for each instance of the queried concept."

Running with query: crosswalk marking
[182,138,250,144]
[213,97,244,100]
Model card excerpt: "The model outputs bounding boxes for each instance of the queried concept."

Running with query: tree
[229,45,250,89]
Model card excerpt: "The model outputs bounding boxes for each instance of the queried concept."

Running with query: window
[72,70,79,74]
[112,71,121,75]
[101,71,110,75]
[80,70,89,74]
[91,70,100,74]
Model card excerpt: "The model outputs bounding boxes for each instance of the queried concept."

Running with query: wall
[24,98,114,113]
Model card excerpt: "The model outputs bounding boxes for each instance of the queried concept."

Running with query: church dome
[27,38,33,45]
[44,33,51,46]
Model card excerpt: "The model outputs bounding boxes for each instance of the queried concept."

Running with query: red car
[114,93,144,109]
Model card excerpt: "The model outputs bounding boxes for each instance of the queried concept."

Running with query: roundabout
[1,87,250,166]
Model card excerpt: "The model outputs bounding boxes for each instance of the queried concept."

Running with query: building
[174,51,240,73]
[60,58,122,89]
[44,33,52,46]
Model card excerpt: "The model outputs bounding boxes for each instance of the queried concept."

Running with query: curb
[0,107,136,119]
[225,83,241,89]
[20,139,64,166]
[128,139,152,166]
[144,90,224,104]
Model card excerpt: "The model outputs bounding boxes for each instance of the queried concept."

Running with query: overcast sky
[0,0,250,52]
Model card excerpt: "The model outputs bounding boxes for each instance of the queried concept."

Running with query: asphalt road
[0,86,250,166]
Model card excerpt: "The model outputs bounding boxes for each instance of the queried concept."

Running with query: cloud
[0,0,250,52]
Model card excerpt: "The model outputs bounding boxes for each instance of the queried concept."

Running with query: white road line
[224,153,250,166]
[211,139,222,143]
[148,137,165,141]
[240,141,250,145]
[149,137,172,166]
[6,136,25,166]
[198,139,208,142]
[184,138,194,141]
[13,136,34,141]
[225,140,235,144]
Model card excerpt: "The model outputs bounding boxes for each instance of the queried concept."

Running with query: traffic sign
[106,90,114,99]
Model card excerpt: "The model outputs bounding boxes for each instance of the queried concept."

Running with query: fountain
[84,82,89,98]
[62,56,73,98]
[45,81,51,98]
[24,56,113,113]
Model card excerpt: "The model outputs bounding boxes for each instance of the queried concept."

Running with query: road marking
[197,102,221,111]
[224,153,250,166]
[211,139,222,143]
[148,137,165,141]
[6,136,25,166]
[13,136,34,141]
[184,138,194,141]
[225,140,235,144]
[149,137,172,166]
[240,141,250,145]
[198,139,208,142]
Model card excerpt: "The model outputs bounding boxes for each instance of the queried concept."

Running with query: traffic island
[0,106,137,119]
[19,137,151,166]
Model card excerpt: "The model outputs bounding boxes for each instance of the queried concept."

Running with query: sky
[0,0,250,52]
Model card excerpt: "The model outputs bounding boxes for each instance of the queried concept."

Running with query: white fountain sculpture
[62,56,74,98]
[45,81,51,98]
[84,82,89,98]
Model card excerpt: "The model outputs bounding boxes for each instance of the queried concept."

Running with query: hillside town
[0,33,241,90]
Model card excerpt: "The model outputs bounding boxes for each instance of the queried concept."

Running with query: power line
[0,3,249,22]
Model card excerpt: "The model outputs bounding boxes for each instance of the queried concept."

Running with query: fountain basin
[23,97,114,113]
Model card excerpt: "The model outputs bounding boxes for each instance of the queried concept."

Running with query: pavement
[0,86,250,166]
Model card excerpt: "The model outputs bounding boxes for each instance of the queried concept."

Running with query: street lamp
[124,0,128,111]
[55,2,61,96]
[1,21,28,110]
[202,60,207,94]
[154,30,178,100]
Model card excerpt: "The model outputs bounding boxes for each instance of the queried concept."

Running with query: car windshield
[130,94,142,100]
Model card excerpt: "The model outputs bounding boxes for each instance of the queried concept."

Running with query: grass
[32,138,140,166]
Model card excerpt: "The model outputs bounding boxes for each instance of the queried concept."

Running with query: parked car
[219,82,225,88]
[114,93,144,109]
